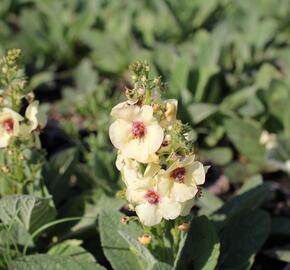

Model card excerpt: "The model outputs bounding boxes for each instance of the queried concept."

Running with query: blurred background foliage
[1,0,290,217]
[1,0,290,268]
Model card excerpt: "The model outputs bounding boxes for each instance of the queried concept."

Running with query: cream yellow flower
[117,153,143,188]
[157,156,205,203]
[0,108,23,148]
[109,104,164,163]
[125,163,181,226]
[25,101,47,132]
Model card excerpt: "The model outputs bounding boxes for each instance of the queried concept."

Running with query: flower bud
[138,235,152,245]
[26,92,35,103]
[152,103,161,112]
[164,102,176,120]
[178,222,190,231]
[138,88,145,95]
[1,166,9,173]
[121,216,129,225]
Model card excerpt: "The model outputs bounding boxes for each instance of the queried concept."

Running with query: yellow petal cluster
[109,64,207,226]
[0,108,23,148]
[110,97,207,226]
[0,102,47,148]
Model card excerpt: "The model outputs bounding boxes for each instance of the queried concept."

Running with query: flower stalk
[109,61,207,261]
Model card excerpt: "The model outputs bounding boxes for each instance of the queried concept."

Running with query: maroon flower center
[170,167,186,183]
[145,190,160,205]
[132,121,146,139]
[2,118,14,133]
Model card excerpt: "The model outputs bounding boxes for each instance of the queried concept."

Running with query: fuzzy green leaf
[175,215,220,270]
[99,209,146,270]
[217,210,270,270]
[8,254,106,270]
[0,195,56,233]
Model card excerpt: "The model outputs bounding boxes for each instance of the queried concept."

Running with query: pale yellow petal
[159,197,181,220]
[156,173,172,197]
[170,182,198,202]
[109,119,131,150]
[144,163,161,178]
[136,203,162,226]
[146,124,164,153]
[0,132,10,148]
[111,103,140,121]
[192,161,206,185]
[180,199,195,216]
[123,139,150,163]
[139,105,154,124]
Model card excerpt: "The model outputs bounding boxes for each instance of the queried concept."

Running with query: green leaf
[99,209,145,270]
[197,189,224,215]
[0,195,56,233]
[237,174,263,195]
[0,223,33,247]
[175,216,220,270]
[75,59,98,93]
[237,96,265,117]
[187,103,218,124]
[201,147,233,166]
[224,118,265,164]
[217,210,270,270]
[118,230,156,266]
[8,254,106,270]
[48,239,96,263]
[62,191,124,232]
[169,55,191,94]
[220,86,257,111]
[271,217,290,236]
[212,183,272,228]
[43,148,77,205]
[224,162,261,183]
[264,244,290,263]
[255,63,280,89]
[150,262,173,270]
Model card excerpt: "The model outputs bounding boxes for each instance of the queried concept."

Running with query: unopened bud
[152,103,161,112]
[1,166,9,173]
[26,92,35,103]
[121,216,129,225]
[1,67,7,74]
[178,222,190,231]
[196,187,202,198]
[164,102,176,120]
[138,88,145,95]
[138,235,152,245]
[52,236,58,243]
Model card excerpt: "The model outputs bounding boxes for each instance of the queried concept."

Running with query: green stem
[145,88,151,105]
[22,217,82,256]
[156,224,166,262]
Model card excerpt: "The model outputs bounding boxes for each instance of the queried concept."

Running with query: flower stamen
[170,167,186,183]
[145,190,160,204]
[132,121,146,139]
[2,118,14,133]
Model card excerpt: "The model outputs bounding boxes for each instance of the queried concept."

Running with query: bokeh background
[1,1,290,268]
